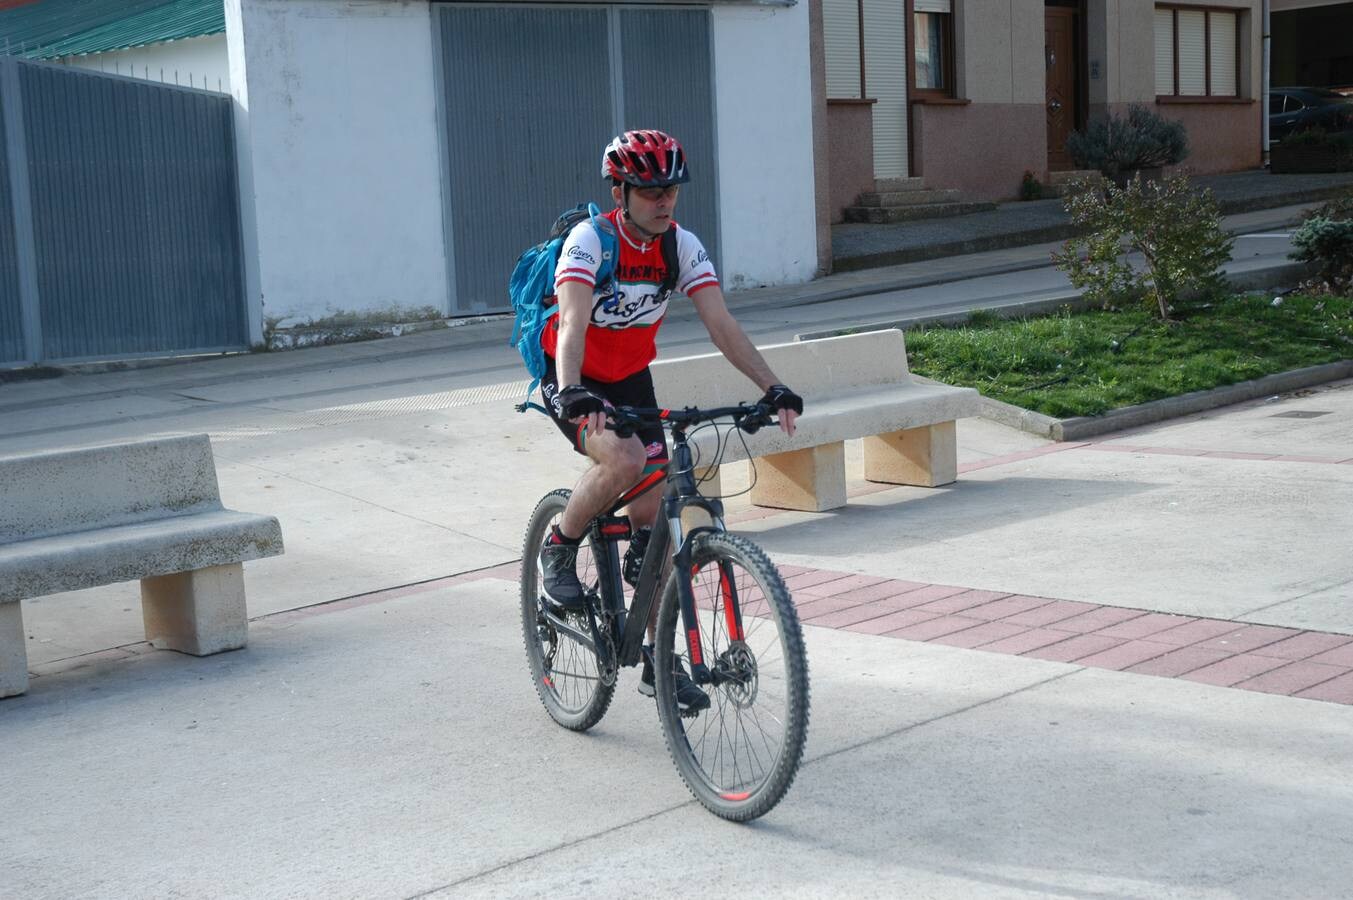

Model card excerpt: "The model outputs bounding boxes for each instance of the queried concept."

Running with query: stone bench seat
[0,510,282,602]
[651,330,981,512]
[1,434,283,698]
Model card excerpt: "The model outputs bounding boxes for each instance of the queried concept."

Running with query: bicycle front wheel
[520,489,615,731]
[654,532,809,821]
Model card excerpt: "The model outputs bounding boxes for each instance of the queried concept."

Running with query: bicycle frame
[537,419,738,686]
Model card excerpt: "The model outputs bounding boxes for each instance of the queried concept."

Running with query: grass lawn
[905,294,1353,418]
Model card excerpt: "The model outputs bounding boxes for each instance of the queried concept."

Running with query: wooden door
[1045,8,1077,170]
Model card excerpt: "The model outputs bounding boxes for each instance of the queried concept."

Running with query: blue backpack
[508,203,618,412]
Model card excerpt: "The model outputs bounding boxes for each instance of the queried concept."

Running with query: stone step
[843,200,998,224]
[872,176,928,193]
[1047,168,1099,186]
[1042,169,1101,196]
[856,188,964,207]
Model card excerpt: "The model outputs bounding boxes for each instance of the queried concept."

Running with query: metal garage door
[0,57,246,367]
[434,3,719,315]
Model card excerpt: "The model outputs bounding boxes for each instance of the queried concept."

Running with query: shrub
[1290,217,1353,292]
[1066,104,1189,178]
[1019,170,1044,201]
[1301,188,1353,223]
[1052,173,1234,319]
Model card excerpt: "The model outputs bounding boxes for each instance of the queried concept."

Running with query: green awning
[0,0,224,60]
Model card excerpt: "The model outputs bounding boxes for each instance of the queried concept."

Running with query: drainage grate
[1269,410,1332,419]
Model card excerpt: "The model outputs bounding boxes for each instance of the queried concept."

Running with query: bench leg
[750,443,847,512]
[141,563,249,656]
[863,421,958,487]
[1,601,29,698]
[680,465,724,531]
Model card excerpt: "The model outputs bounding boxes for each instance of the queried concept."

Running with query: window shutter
[864,0,909,178]
[1154,7,1175,96]
[1209,10,1237,97]
[1177,9,1206,97]
[824,0,862,99]
[914,0,951,12]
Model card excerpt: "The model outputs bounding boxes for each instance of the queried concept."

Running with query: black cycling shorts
[541,354,669,463]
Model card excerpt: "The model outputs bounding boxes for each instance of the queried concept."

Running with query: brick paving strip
[765,565,1353,705]
[285,560,1352,708]
[252,441,1353,701]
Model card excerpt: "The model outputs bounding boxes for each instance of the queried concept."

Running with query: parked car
[1270,87,1353,142]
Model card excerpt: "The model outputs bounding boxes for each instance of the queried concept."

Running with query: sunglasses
[633,185,680,201]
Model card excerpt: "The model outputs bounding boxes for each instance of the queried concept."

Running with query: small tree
[1053,173,1234,319]
[1066,104,1189,178]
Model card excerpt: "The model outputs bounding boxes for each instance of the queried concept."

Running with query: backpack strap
[658,226,680,298]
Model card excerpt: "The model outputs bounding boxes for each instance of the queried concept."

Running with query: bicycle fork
[618,492,734,687]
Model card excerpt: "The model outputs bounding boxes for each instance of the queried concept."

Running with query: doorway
[1044,2,1083,171]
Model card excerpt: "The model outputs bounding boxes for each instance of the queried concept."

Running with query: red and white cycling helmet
[601,130,690,187]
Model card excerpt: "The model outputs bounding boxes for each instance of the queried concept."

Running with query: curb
[833,224,1080,273]
[931,360,1353,442]
[1049,361,1353,441]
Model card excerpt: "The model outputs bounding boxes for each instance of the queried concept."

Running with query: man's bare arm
[690,286,798,435]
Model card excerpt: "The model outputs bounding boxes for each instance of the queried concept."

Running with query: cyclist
[538,129,803,713]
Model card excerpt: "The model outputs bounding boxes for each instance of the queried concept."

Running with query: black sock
[550,524,582,546]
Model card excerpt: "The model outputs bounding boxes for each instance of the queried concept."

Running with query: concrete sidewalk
[2,213,1351,897]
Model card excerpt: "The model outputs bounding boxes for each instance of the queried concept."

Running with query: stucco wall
[711,1,819,289]
[60,34,231,92]
[956,0,1044,105]
[913,103,1045,200]
[1099,102,1263,175]
[827,101,876,222]
[227,0,448,333]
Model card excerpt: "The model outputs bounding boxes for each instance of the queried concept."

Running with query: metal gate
[0,57,246,367]
[434,3,719,315]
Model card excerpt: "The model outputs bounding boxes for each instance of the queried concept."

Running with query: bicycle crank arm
[539,604,598,653]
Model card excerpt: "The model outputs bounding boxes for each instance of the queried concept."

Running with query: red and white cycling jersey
[543,207,719,383]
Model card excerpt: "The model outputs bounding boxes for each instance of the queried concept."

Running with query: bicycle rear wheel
[520,489,615,731]
[654,531,809,821]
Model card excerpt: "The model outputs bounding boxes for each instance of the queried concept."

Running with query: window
[913,0,954,97]
[1154,5,1240,99]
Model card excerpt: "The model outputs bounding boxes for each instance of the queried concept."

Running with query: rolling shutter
[1177,9,1206,97]
[824,0,861,98]
[1209,10,1237,97]
[863,0,908,178]
[1154,7,1175,96]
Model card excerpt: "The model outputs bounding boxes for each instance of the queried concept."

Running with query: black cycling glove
[759,384,804,415]
[557,384,605,420]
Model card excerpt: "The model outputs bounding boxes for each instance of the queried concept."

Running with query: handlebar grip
[739,403,776,435]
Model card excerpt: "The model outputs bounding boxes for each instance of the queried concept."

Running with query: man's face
[614,183,680,235]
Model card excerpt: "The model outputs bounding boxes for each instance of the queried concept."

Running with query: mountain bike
[519,402,810,821]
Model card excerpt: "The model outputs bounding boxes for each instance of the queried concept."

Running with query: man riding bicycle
[537,129,804,713]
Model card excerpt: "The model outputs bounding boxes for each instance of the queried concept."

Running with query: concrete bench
[0,434,284,698]
[650,330,982,512]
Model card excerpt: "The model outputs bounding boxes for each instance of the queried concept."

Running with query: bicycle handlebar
[604,402,778,438]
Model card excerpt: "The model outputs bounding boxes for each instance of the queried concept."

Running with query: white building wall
[228,0,448,332]
[60,34,231,92]
[711,2,818,289]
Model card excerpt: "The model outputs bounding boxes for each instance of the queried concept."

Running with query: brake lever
[738,403,776,435]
